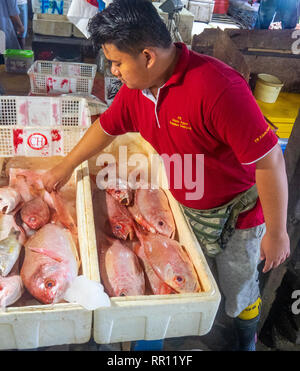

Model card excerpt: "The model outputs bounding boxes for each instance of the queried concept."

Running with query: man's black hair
[87,0,172,55]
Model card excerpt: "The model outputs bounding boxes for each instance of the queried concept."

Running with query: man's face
[102,43,151,90]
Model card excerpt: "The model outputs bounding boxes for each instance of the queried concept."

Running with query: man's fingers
[263,255,288,273]
[263,260,273,273]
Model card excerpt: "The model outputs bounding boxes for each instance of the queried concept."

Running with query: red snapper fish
[106,178,133,206]
[0,186,22,214]
[20,197,50,230]
[9,168,44,202]
[128,188,176,238]
[105,192,135,240]
[97,235,145,297]
[20,223,79,304]
[95,162,134,206]
[133,241,175,295]
[135,227,201,294]
[9,168,77,236]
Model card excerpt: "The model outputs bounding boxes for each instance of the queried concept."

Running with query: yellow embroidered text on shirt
[254,126,270,143]
[170,116,192,130]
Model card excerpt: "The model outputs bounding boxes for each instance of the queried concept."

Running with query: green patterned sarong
[182,185,258,257]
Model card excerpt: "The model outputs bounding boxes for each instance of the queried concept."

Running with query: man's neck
[149,44,180,99]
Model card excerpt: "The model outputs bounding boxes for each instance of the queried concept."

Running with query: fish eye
[158,221,164,226]
[115,225,122,230]
[176,276,183,282]
[45,279,56,289]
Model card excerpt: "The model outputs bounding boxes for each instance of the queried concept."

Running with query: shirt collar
[141,43,189,100]
[163,42,190,88]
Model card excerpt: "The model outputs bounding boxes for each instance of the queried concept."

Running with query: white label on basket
[28,132,48,150]
[46,77,77,94]
[25,129,51,156]
[16,97,62,127]
[27,98,53,126]
[53,78,70,93]
[68,65,81,77]
[12,128,63,156]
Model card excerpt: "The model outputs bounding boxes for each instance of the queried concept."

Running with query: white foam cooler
[0,96,95,350]
[88,134,221,344]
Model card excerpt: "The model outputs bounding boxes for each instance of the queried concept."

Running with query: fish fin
[27,246,63,263]
[50,191,78,236]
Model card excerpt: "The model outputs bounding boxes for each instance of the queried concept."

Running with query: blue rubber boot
[233,315,260,351]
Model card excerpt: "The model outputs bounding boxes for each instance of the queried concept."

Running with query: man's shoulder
[186,49,244,87]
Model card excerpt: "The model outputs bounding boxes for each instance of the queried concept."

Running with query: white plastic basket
[0,96,91,157]
[27,60,97,96]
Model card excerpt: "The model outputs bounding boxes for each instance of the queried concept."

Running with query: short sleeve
[208,80,278,164]
[99,85,138,136]
[6,0,19,16]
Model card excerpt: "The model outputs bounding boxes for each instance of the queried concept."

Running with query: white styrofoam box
[188,0,215,23]
[33,13,73,37]
[28,60,97,96]
[88,134,221,344]
[0,157,94,350]
[72,25,86,39]
[153,2,194,44]
[0,95,96,349]
[0,96,91,157]
[32,0,72,15]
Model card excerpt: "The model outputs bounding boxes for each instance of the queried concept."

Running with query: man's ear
[142,48,156,69]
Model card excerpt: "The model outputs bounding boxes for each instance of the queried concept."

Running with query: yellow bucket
[254,74,284,104]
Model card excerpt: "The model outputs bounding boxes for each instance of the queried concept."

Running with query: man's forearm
[10,15,23,30]
[65,118,115,169]
[255,144,288,234]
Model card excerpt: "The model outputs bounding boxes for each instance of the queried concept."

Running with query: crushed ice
[63,275,111,310]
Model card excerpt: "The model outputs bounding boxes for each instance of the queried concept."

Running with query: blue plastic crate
[278,138,288,153]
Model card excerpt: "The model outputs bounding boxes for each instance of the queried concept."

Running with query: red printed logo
[86,0,99,7]
[27,133,48,150]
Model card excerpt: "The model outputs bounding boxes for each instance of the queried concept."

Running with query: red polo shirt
[99,43,278,229]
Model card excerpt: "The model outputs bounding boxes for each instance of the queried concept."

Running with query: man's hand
[42,160,75,193]
[260,230,290,273]
[42,119,115,192]
[256,144,289,273]
[16,24,24,36]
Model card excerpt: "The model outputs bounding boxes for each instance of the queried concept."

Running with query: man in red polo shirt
[42,0,290,351]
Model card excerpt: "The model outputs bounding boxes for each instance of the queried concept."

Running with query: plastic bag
[67,0,111,38]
